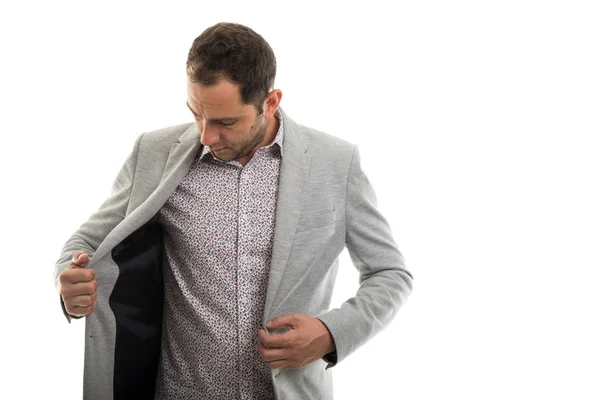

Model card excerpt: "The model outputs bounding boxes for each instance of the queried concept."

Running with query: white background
[1,1,599,399]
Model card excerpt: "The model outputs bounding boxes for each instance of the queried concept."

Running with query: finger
[266,313,300,331]
[258,341,288,362]
[60,271,96,291]
[68,294,96,307]
[258,329,293,349]
[65,297,97,316]
[267,360,296,369]
[60,279,98,297]
[68,251,90,269]
[60,265,95,285]
[66,303,95,317]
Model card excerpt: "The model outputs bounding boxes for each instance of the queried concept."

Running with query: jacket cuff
[317,315,342,368]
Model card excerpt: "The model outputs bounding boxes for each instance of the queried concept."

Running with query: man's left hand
[258,313,335,369]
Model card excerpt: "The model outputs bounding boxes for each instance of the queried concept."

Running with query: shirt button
[241,296,248,304]
[241,213,248,221]
[241,255,248,262]
[242,339,250,346]
[242,379,249,386]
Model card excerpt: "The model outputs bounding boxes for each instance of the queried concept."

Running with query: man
[55,22,412,400]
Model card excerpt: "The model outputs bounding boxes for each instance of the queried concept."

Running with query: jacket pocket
[296,207,336,233]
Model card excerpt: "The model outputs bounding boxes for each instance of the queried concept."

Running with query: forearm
[318,266,412,366]
[318,144,413,366]
[53,180,133,289]
[54,134,142,321]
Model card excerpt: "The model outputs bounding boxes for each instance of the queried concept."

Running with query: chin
[213,149,238,162]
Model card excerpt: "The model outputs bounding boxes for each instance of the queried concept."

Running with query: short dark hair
[186,22,277,111]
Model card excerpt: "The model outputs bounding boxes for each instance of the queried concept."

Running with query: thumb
[69,251,90,268]
[266,313,299,331]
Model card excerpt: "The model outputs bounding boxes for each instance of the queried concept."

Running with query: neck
[264,113,280,145]
[236,113,280,166]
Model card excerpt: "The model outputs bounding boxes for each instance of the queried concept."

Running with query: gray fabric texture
[54,109,413,400]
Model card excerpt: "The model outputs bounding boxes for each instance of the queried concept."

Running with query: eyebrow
[185,102,240,123]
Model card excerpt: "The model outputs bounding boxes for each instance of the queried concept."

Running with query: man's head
[186,23,281,165]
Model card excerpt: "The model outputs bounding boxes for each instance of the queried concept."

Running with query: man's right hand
[59,251,97,317]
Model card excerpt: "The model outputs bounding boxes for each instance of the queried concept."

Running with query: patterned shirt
[154,110,283,399]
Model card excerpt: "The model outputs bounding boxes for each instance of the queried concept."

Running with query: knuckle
[87,281,97,294]
[85,270,94,281]
[65,303,76,315]
[58,272,68,284]
[71,269,85,280]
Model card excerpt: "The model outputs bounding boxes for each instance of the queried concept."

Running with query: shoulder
[135,122,196,154]
[282,110,355,157]
[288,118,356,173]
[297,123,355,154]
[283,114,358,185]
[139,122,195,144]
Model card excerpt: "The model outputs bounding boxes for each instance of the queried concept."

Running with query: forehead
[186,79,249,117]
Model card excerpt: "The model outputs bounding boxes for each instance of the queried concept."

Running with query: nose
[199,121,220,146]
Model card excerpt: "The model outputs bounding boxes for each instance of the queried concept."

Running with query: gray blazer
[54,109,413,400]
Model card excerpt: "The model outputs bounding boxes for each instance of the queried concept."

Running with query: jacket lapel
[159,127,201,184]
[263,110,310,322]
[89,124,201,268]
[88,114,309,323]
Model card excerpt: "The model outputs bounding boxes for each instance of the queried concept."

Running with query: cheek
[227,126,250,143]
[218,130,233,144]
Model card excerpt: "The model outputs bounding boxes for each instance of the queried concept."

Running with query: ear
[263,89,283,119]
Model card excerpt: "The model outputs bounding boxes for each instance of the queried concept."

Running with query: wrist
[318,319,336,354]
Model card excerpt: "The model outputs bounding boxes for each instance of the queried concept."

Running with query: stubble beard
[215,114,268,162]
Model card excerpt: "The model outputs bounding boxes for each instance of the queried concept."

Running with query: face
[186,79,280,165]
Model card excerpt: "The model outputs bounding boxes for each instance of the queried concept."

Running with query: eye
[221,121,236,127]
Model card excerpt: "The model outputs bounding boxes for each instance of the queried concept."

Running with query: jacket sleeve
[53,134,144,322]
[318,145,413,367]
